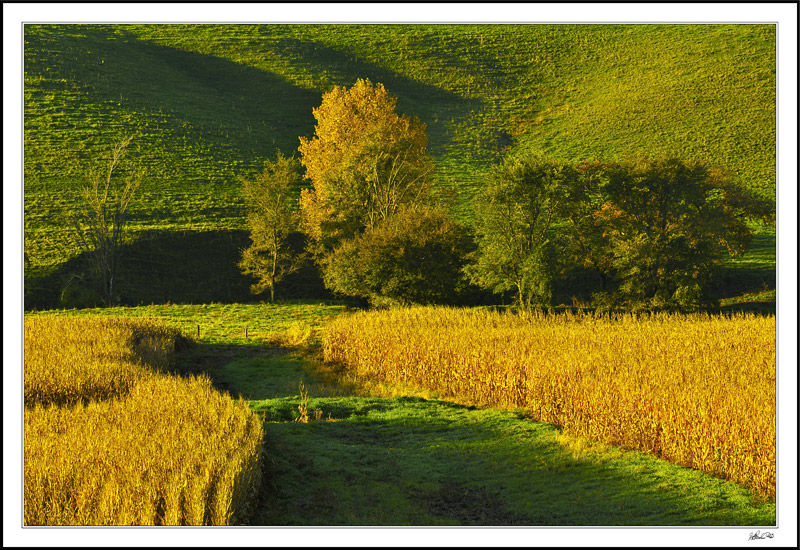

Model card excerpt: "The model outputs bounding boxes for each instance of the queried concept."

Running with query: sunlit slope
[24,23,775,271]
[510,25,775,199]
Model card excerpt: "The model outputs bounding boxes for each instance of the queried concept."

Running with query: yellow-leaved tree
[298,78,432,256]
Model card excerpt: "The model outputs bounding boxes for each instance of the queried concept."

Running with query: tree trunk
[516,281,528,311]
[270,248,277,303]
[107,275,114,308]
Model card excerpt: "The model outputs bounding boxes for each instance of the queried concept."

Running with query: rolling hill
[23,24,776,308]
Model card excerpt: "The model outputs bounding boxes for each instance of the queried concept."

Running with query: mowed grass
[23,302,776,525]
[252,396,775,526]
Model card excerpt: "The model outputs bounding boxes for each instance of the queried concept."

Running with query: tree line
[239,78,773,311]
[69,78,773,311]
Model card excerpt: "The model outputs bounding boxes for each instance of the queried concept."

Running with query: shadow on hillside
[25,25,314,155]
[259,33,481,138]
[24,229,329,310]
[24,25,479,156]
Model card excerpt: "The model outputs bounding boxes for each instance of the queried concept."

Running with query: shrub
[468,153,575,308]
[323,206,474,306]
[584,158,757,311]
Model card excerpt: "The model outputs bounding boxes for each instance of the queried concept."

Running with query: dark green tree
[323,206,474,307]
[238,152,303,302]
[588,157,756,311]
[551,158,640,304]
[467,153,575,308]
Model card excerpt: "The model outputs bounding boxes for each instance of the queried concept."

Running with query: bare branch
[70,135,143,307]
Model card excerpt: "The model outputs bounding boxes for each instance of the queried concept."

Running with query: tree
[238,152,303,302]
[587,157,756,310]
[467,153,575,308]
[557,159,620,295]
[72,135,144,307]
[298,78,432,256]
[322,206,474,307]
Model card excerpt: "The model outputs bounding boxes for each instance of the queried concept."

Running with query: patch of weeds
[296,381,310,423]
[272,320,315,348]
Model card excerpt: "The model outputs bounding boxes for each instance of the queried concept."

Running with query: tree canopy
[71,135,144,307]
[323,206,474,307]
[586,157,755,310]
[289,79,773,312]
[467,153,765,311]
[238,152,303,302]
[298,78,432,254]
[468,154,575,308]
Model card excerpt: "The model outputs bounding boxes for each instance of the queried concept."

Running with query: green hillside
[23,24,776,308]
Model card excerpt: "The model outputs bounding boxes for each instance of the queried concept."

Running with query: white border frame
[4,3,797,548]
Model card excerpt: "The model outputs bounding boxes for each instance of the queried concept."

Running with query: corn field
[322,307,776,498]
[24,317,177,407]
[23,316,264,525]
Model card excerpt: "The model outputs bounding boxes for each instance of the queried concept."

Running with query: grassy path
[175,338,776,527]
